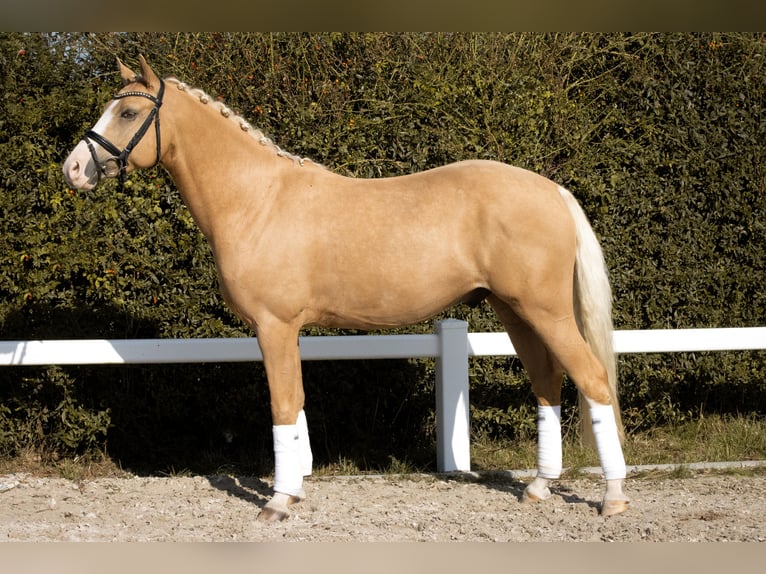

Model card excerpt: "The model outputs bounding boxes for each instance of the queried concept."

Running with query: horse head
[63,55,165,190]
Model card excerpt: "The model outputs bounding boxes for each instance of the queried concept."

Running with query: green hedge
[1,33,765,473]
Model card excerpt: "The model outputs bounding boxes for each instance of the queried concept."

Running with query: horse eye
[121,109,137,120]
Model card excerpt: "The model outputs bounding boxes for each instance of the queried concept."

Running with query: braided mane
[165,77,321,169]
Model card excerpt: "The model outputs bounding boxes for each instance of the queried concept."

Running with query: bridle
[83,78,165,185]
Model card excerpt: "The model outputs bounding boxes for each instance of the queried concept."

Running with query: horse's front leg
[255,321,313,522]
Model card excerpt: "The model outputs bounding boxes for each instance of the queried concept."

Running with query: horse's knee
[269,386,305,426]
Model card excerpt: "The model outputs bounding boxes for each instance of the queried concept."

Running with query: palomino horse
[63,56,630,521]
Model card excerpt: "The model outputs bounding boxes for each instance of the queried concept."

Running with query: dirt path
[1,470,765,542]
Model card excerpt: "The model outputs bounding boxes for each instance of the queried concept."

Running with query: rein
[83,78,165,185]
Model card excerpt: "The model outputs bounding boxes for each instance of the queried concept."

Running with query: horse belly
[311,233,486,329]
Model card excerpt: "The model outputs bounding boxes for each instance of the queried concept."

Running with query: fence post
[435,319,471,472]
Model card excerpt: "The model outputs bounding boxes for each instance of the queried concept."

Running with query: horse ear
[137,55,161,89]
[117,57,138,85]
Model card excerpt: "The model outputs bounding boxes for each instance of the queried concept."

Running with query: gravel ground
[2,469,765,542]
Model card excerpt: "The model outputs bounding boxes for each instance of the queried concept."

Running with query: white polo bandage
[589,403,627,481]
[272,424,304,496]
[297,409,313,477]
[536,405,562,479]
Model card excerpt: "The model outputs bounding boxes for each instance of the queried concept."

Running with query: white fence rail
[2,322,765,472]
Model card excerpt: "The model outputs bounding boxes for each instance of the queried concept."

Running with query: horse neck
[159,86,295,240]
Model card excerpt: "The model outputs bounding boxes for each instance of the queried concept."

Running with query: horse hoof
[257,491,306,523]
[521,493,540,504]
[289,491,306,504]
[521,488,551,504]
[258,506,290,522]
[600,499,630,517]
[521,480,552,504]
[521,488,542,504]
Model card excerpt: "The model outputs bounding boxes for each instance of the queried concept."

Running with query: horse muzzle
[62,140,100,191]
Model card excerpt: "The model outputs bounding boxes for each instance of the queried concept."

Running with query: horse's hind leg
[534,318,628,515]
[528,314,628,515]
[490,292,629,516]
[489,297,565,503]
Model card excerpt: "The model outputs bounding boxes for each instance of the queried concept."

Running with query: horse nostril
[63,158,80,187]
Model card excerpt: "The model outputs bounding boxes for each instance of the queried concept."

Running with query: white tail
[558,186,623,446]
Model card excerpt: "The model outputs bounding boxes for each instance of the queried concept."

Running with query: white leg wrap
[297,409,313,477]
[536,405,562,479]
[272,424,304,496]
[589,403,627,481]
